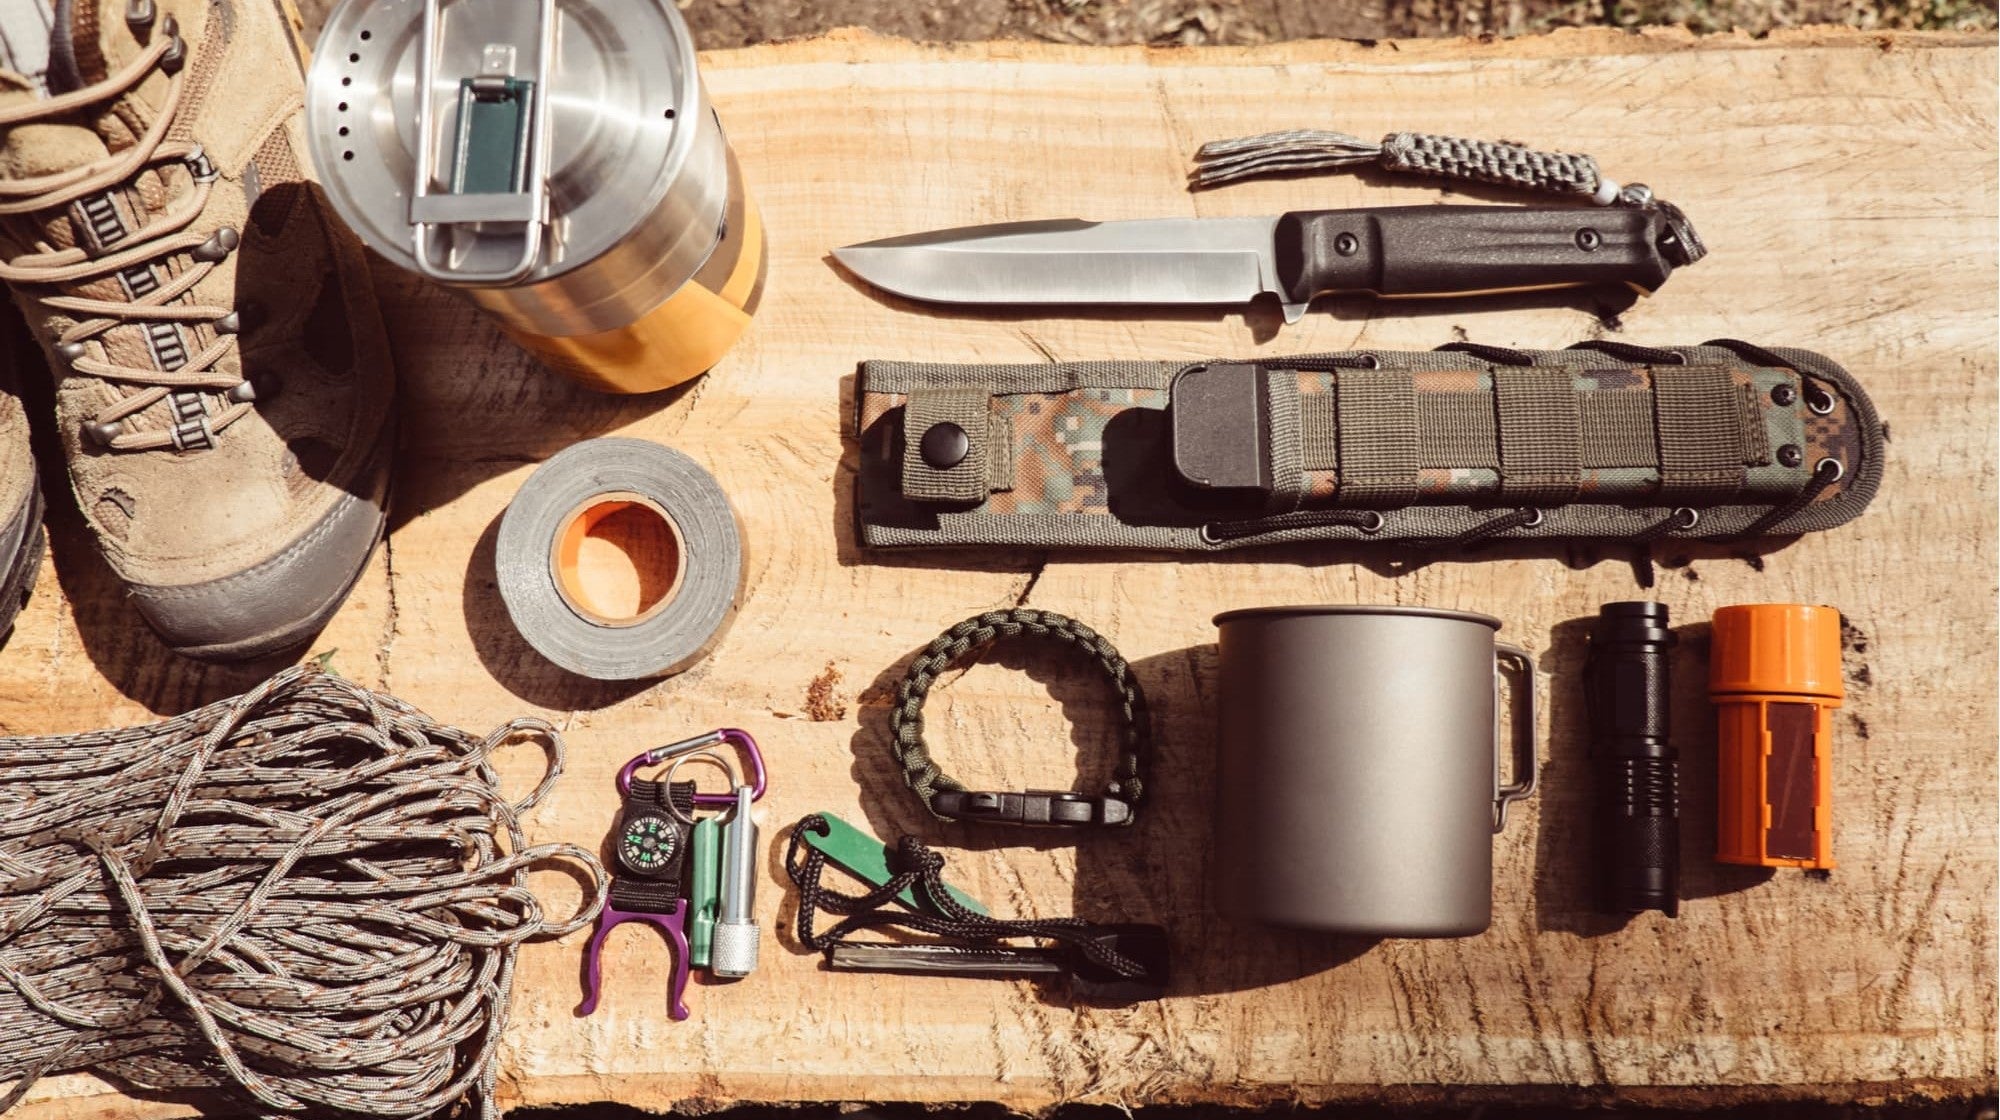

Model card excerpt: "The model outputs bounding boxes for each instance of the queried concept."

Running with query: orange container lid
[1709,604,1845,700]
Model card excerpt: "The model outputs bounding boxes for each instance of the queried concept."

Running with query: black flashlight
[1585,601,1679,917]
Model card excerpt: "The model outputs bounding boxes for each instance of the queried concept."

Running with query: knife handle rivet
[1575,227,1603,252]
[920,422,970,470]
[1333,232,1360,257]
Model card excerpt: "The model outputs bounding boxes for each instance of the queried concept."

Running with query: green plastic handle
[801,812,989,917]
[688,816,721,968]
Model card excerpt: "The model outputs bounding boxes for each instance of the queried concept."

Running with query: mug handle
[1492,642,1540,833]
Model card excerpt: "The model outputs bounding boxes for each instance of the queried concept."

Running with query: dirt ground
[296,0,1994,47]
[669,0,1996,44]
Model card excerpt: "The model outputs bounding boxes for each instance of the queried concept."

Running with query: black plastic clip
[929,789,1133,827]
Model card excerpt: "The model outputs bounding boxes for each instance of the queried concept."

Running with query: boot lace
[0,20,250,453]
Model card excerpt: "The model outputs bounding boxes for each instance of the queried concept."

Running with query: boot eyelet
[126,0,156,34]
[84,420,123,447]
[226,381,256,403]
[158,15,185,73]
[192,227,240,263]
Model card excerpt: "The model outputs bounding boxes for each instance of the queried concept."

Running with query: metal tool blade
[833,217,1300,321]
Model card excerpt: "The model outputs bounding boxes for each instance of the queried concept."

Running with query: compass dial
[617,810,681,875]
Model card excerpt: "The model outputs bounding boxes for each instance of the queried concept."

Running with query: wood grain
[4,26,1994,1117]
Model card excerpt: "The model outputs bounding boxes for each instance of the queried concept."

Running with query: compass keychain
[578,729,766,1020]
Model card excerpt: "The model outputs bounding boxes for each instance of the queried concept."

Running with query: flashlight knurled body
[1586,601,1679,917]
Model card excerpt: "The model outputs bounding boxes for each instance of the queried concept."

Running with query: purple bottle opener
[578,730,766,1021]
[578,897,692,1019]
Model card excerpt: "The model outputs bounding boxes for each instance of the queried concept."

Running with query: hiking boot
[0,0,393,662]
[0,324,42,645]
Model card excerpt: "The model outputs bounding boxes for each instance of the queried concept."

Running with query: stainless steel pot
[306,0,764,393]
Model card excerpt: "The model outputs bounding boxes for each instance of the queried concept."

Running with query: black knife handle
[1273,205,1677,305]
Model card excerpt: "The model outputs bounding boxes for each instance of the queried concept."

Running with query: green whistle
[688,816,721,968]
[798,812,989,917]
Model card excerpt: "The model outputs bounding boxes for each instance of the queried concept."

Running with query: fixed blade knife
[833,204,1700,324]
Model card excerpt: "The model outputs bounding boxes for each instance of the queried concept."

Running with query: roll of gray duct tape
[498,439,741,680]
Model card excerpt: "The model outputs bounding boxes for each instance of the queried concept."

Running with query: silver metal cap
[709,920,758,978]
[305,0,704,287]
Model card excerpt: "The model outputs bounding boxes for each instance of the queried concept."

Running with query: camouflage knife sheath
[853,341,1881,550]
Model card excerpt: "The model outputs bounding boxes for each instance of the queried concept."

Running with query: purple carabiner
[616,728,767,807]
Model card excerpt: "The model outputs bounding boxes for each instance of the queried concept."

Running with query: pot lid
[305,0,700,285]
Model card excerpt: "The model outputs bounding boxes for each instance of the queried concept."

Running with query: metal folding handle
[1492,641,1540,832]
[409,0,555,285]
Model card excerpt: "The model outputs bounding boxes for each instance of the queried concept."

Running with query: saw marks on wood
[3,26,1994,1118]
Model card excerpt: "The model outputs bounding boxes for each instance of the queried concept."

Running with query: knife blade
[833,205,1694,324]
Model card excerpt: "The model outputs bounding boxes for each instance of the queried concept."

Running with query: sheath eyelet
[1673,507,1700,530]
[1805,385,1836,415]
[1520,508,1545,528]
[1815,457,1845,483]
[1358,510,1385,533]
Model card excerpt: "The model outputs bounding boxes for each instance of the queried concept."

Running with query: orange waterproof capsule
[1709,605,1842,869]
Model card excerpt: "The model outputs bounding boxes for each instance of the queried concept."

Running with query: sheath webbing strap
[1653,364,1748,502]
[1419,392,1497,467]
[889,608,1150,823]
[1736,382,1773,466]
[1265,370,1306,509]
[1581,391,1658,467]
[1335,369,1419,507]
[902,387,992,503]
[1300,393,1340,470]
[1495,368,1582,504]
[986,416,1015,492]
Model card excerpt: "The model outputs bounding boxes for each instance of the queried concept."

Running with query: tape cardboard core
[551,492,686,628]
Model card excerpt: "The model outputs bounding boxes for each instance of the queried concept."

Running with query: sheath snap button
[1777,443,1804,468]
[1771,383,1797,406]
[919,421,969,470]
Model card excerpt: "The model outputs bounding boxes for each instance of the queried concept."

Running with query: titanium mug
[1212,605,1539,937]
[306,0,766,393]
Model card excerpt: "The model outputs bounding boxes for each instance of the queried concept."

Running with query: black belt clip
[930,789,1133,828]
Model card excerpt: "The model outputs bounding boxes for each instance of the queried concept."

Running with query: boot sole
[0,487,45,646]
[164,494,389,664]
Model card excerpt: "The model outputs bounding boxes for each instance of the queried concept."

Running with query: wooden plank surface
[5,25,1995,1117]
